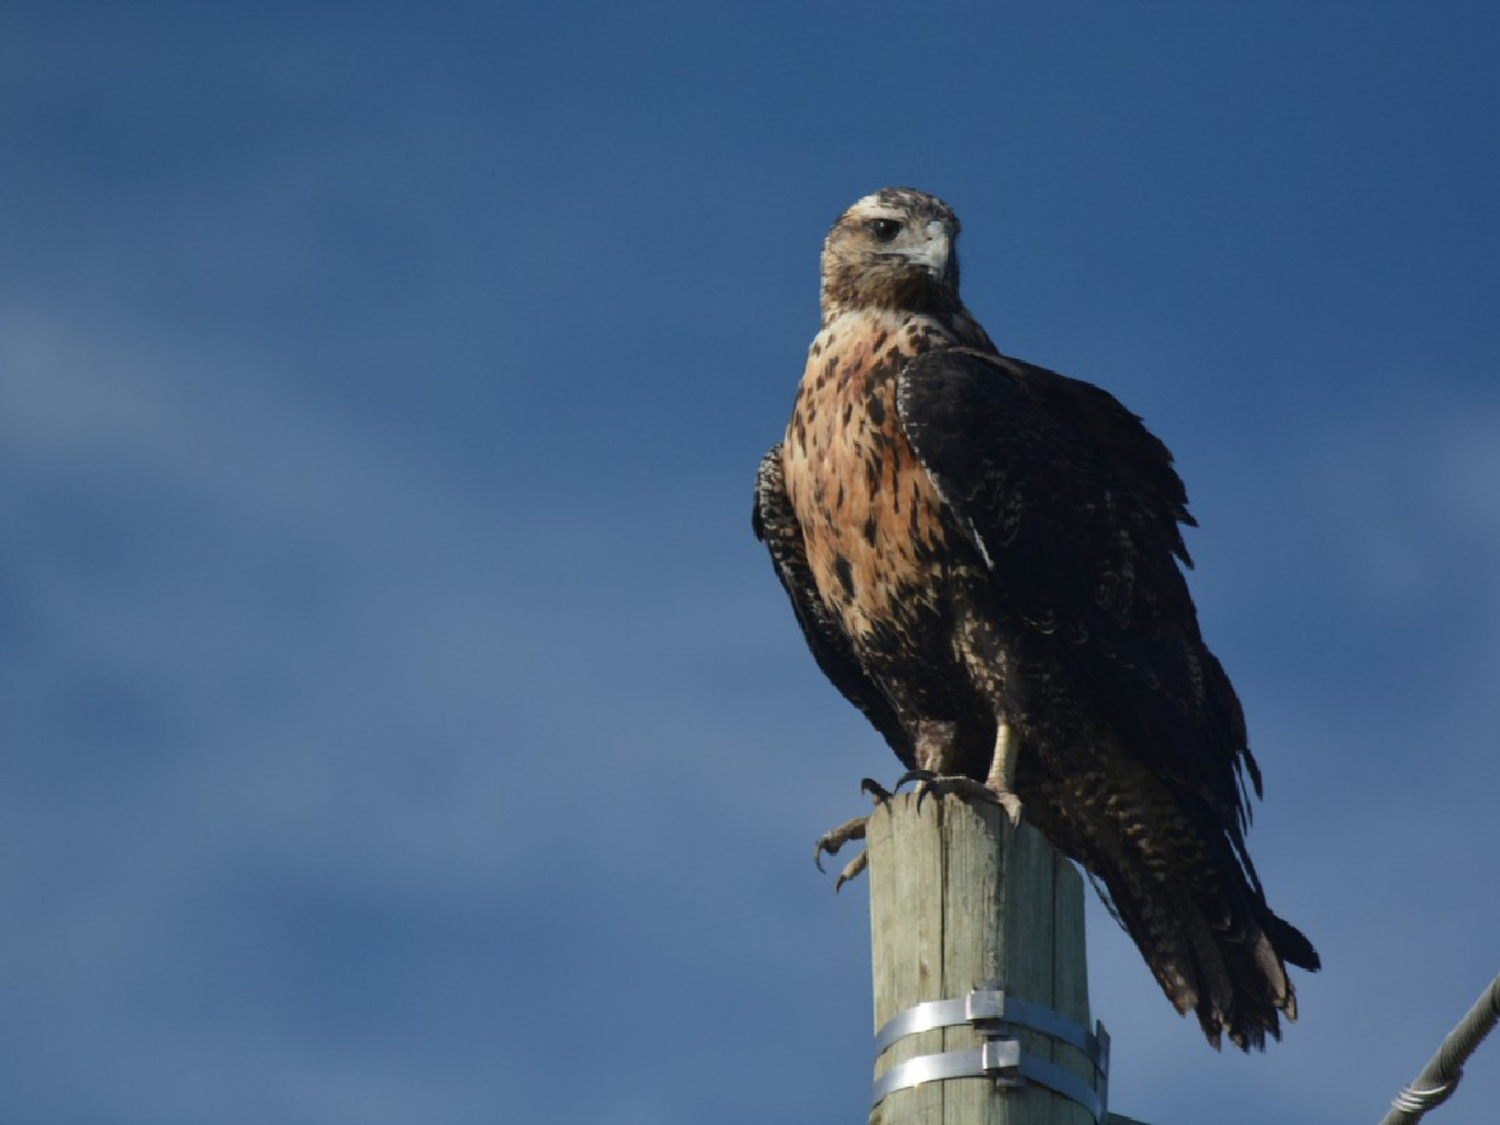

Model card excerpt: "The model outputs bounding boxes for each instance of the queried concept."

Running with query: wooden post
[866,791,1110,1125]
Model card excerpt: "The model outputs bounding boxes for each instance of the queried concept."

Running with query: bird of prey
[752,187,1318,1050]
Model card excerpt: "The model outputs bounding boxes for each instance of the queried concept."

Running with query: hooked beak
[879,220,952,283]
[906,230,952,282]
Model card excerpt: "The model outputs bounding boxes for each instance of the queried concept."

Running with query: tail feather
[1026,758,1318,1050]
[1184,897,1314,1050]
[1086,851,1316,1050]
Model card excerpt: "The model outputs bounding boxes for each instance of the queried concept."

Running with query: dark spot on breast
[836,482,845,510]
[842,402,853,426]
[867,394,886,426]
[833,554,855,599]
[862,515,877,545]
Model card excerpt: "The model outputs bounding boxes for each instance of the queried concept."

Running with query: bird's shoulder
[895,347,1194,569]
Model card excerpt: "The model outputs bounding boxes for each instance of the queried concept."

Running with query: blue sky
[3,3,1499,1122]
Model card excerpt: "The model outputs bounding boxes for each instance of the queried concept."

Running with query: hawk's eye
[866,218,902,242]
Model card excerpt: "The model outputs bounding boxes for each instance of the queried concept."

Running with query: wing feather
[894,348,1259,862]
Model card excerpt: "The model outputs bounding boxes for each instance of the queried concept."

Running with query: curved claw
[813,776,903,887]
[814,814,868,872]
[903,770,1025,823]
[893,768,936,796]
[894,768,943,810]
[832,850,868,893]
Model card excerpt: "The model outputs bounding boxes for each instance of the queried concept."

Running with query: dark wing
[752,445,913,766]
[895,348,1260,868]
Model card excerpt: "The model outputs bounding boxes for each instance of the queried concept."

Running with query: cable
[1378,971,1500,1125]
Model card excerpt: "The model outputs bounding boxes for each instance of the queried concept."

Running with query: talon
[893,768,936,795]
[997,791,1023,827]
[814,815,868,872]
[833,851,867,892]
[899,770,1025,822]
[814,776,908,889]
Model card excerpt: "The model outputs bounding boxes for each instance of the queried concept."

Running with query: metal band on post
[870,981,1110,1121]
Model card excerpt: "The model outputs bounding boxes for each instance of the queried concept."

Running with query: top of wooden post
[865,791,1113,1125]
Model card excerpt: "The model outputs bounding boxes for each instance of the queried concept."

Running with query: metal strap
[870,982,1110,1121]
[873,1041,1021,1105]
[873,986,1106,1066]
[1019,1051,1107,1122]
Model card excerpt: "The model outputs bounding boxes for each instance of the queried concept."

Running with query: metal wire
[1378,971,1500,1125]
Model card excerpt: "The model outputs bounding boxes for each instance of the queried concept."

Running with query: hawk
[752,187,1318,1049]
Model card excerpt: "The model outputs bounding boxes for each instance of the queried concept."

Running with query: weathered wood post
[866,791,1125,1125]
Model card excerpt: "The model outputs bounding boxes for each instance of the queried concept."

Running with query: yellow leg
[985,721,1023,825]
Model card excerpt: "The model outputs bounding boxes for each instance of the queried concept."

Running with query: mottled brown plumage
[752,187,1318,1049]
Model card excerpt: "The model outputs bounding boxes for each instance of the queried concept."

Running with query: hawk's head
[820,188,963,321]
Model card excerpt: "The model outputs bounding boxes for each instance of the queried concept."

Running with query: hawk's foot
[813,777,894,892]
[895,768,1024,826]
